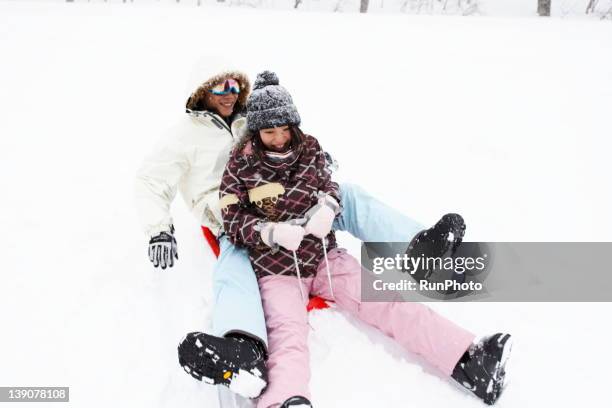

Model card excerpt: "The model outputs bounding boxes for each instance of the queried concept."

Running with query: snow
[1,1,611,408]
[486,378,493,394]
[228,369,267,399]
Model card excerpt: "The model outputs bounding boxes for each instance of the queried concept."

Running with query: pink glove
[304,194,340,239]
[260,222,306,251]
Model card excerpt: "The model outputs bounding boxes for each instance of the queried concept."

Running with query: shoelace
[321,238,335,300]
[291,250,307,303]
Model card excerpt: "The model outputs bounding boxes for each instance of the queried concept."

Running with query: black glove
[148,226,178,269]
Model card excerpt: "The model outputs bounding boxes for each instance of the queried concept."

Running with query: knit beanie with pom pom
[246,71,301,132]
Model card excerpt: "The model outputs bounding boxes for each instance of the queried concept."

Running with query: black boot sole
[178,332,267,399]
[483,333,513,405]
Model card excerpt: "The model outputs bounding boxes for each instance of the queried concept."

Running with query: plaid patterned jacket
[219,134,340,280]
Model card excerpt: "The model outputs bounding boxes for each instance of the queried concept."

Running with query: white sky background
[1,1,611,407]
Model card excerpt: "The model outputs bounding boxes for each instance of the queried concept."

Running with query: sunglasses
[210,79,241,95]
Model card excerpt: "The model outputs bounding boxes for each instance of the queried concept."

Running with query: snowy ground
[1,2,612,407]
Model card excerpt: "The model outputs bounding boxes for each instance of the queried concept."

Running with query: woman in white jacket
[135,65,272,398]
[135,64,465,404]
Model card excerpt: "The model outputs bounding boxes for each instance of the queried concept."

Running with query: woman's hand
[148,226,178,269]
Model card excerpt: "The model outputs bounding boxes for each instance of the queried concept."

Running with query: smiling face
[259,126,291,152]
[206,91,239,118]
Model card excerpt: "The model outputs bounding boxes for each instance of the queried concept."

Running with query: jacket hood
[185,68,251,113]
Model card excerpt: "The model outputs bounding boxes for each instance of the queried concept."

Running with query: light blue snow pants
[211,183,424,347]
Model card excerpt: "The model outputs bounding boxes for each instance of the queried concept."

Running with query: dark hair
[235,125,305,164]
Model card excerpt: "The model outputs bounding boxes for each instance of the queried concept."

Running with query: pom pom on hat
[253,71,279,90]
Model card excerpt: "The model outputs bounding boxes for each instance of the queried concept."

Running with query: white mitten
[261,222,306,251]
[304,194,340,239]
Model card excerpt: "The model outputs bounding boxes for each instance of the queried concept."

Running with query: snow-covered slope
[1,2,611,407]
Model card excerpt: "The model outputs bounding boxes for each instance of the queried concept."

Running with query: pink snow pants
[256,248,475,408]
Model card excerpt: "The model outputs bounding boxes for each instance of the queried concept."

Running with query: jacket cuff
[318,192,342,215]
[146,223,173,238]
[203,190,224,228]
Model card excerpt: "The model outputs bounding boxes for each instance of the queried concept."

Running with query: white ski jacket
[135,111,246,237]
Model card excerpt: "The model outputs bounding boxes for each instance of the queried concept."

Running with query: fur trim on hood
[185,70,251,112]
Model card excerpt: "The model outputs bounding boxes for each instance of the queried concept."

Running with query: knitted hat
[246,71,301,132]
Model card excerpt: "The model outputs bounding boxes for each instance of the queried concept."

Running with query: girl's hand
[304,194,340,239]
[261,222,306,251]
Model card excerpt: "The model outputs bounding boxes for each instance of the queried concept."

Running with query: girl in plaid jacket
[220,72,512,408]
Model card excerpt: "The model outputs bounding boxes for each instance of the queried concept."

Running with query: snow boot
[405,213,466,290]
[280,396,312,408]
[178,332,267,399]
[451,333,513,405]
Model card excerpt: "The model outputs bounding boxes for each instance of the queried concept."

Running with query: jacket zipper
[187,109,233,137]
[207,112,232,134]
